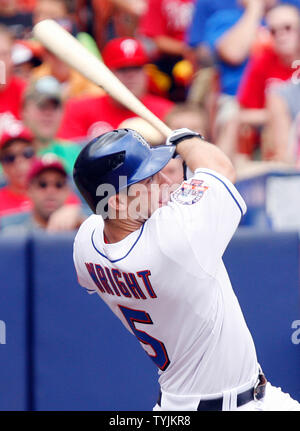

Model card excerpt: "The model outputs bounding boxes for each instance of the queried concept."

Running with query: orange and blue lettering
[123,272,146,299]
[104,267,121,296]
[85,262,105,293]
[137,270,156,298]
[95,264,114,295]
[111,269,132,298]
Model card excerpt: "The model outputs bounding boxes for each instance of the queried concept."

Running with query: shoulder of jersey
[75,214,103,240]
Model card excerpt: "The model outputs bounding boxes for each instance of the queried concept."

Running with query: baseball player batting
[73,128,300,411]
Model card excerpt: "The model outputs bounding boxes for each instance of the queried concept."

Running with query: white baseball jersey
[73,168,258,397]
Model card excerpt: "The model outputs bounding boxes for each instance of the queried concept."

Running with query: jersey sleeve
[154,168,246,277]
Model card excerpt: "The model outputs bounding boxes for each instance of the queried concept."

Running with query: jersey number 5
[118,305,170,371]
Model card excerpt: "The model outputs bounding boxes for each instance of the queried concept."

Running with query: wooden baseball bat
[33,19,172,140]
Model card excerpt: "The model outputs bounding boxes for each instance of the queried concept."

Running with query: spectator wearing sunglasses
[0,126,35,217]
[236,3,300,160]
[0,126,83,229]
[0,157,85,233]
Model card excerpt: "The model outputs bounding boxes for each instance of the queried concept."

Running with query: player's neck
[103,218,142,243]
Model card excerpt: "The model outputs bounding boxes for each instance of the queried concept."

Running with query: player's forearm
[176,137,236,182]
[216,1,264,65]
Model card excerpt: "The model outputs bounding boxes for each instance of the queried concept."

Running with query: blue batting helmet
[73,129,175,214]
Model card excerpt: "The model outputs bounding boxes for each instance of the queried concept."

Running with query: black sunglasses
[37,99,62,110]
[0,147,35,165]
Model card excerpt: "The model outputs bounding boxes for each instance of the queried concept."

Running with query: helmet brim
[125,145,176,188]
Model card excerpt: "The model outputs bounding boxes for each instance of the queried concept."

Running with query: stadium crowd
[0,0,300,233]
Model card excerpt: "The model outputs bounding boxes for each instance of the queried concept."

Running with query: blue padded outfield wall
[0,229,299,411]
[0,235,29,411]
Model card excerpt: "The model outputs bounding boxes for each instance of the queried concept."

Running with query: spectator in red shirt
[137,0,196,100]
[58,37,174,142]
[1,158,85,233]
[236,3,300,158]
[0,126,34,217]
[0,25,27,133]
[0,127,83,230]
[138,0,195,54]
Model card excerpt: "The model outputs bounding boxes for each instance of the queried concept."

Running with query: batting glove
[166,128,204,147]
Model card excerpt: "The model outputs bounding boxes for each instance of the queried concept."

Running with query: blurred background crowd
[1,0,300,234]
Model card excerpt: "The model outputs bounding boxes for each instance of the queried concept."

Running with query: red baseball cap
[0,126,34,149]
[27,157,67,183]
[102,37,148,70]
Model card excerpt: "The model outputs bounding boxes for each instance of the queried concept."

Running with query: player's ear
[108,192,127,213]
[107,194,118,212]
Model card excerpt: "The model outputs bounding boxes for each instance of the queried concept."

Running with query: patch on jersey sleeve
[171,179,209,205]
